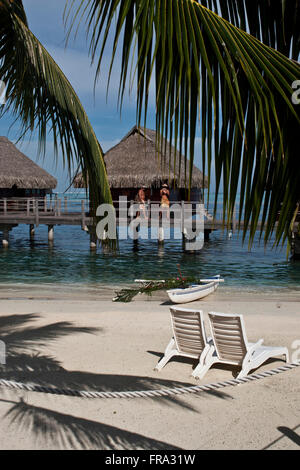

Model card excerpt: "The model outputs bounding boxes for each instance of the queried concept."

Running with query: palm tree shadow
[4,399,182,450]
[0,313,232,408]
[0,313,40,334]
[0,313,232,448]
[1,314,98,352]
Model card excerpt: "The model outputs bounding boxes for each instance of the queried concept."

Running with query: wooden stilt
[204,229,211,241]
[158,226,164,245]
[2,229,9,247]
[48,225,54,241]
[29,224,35,239]
[89,227,97,251]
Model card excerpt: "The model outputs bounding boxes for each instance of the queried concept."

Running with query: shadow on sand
[0,313,232,449]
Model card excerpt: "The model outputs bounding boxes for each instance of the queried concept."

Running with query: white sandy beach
[0,289,299,450]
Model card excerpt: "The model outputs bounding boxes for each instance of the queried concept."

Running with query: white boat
[166,275,223,304]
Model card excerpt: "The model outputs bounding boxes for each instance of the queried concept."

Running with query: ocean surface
[1,190,300,297]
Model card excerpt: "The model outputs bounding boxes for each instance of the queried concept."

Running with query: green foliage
[113,276,201,302]
[66,0,300,247]
[0,0,113,218]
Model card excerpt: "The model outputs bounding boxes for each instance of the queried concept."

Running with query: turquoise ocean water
[1,191,300,296]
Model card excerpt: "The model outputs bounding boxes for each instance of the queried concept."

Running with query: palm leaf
[0,0,113,226]
[66,0,300,247]
[201,0,300,60]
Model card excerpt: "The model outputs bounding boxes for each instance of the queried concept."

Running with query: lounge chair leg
[237,366,250,379]
[191,345,211,379]
[192,361,211,380]
[154,350,178,371]
[155,339,178,371]
[192,348,216,380]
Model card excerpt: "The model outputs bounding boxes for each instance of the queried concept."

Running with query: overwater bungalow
[73,126,208,202]
[0,136,57,201]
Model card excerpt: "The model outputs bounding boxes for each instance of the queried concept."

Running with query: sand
[0,288,299,450]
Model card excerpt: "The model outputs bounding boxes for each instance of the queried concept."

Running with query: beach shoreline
[1,283,300,303]
[0,290,299,450]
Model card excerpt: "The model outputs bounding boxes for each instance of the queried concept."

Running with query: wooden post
[2,229,9,247]
[27,199,30,216]
[29,224,35,239]
[64,196,68,213]
[3,199,7,215]
[158,226,164,245]
[181,200,185,240]
[130,200,134,220]
[89,227,97,251]
[147,199,151,224]
[48,225,54,242]
[44,196,47,213]
[102,229,108,241]
[81,200,85,229]
[58,199,62,217]
[204,229,211,241]
[35,200,39,227]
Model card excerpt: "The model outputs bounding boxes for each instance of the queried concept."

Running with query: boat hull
[167,280,219,304]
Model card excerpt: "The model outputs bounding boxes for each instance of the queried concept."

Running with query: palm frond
[0,0,113,223]
[201,0,300,60]
[66,0,300,246]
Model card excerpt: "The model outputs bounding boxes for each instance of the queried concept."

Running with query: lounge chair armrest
[245,339,264,359]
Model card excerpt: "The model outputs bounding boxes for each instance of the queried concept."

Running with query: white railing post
[81,200,85,229]
[35,199,39,226]
[181,200,185,235]
[58,199,62,217]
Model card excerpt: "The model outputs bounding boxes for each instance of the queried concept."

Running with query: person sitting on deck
[135,186,148,219]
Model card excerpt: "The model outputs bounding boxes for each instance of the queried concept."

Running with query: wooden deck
[0,197,234,227]
[0,196,279,249]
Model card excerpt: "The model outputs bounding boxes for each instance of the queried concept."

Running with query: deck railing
[3,197,295,236]
[0,197,232,218]
[0,197,90,216]
[0,197,246,232]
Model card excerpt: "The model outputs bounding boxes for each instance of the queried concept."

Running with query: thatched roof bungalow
[73,126,207,201]
[0,137,57,198]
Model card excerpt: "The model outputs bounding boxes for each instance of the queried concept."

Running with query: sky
[0,0,156,191]
[0,0,206,193]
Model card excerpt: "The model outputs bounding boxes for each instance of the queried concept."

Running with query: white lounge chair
[193,312,290,379]
[154,307,213,376]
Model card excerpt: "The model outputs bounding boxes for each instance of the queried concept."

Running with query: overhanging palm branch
[66,0,300,246]
[201,0,300,60]
[0,0,113,219]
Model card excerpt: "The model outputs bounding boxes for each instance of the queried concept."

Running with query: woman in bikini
[135,186,148,218]
[160,184,170,218]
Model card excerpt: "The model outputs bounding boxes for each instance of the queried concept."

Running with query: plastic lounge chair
[193,312,290,380]
[154,307,214,377]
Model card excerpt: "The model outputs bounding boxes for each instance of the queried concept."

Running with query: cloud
[24,0,156,115]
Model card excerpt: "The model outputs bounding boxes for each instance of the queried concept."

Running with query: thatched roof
[0,137,57,189]
[73,126,208,189]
